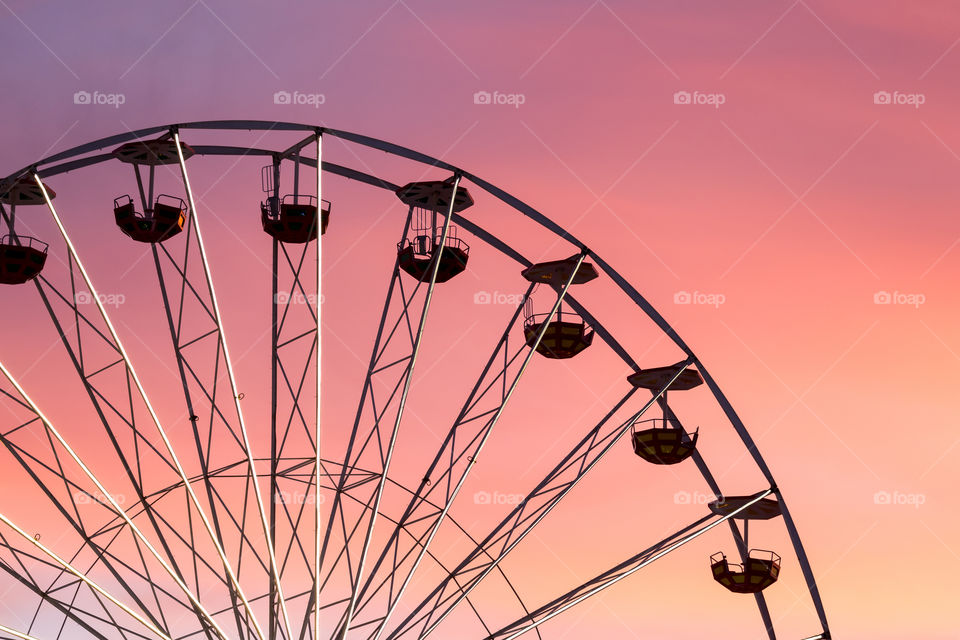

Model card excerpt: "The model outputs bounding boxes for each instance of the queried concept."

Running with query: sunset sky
[1,2,958,639]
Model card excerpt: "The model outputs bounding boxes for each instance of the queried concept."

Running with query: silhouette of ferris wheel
[0,121,831,640]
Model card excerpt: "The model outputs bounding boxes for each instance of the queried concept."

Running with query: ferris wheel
[0,121,831,640]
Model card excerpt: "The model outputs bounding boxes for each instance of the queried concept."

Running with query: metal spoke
[0,358,227,640]
[304,205,416,640]
[335,174,463,640]
[313,132,324,640]
[33,175,255,639]
[0,420,174,636]
[174,130,295,640]
[360,254,590,640]
[487,490,774,640]
[389,360,692,639]
[0,512,172,640]
[0,623,42,640]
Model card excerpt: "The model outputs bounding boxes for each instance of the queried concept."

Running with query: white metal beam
[0,357,229,640]
[173,130,294,640]
[0,511,173,640]
[33,174,246,640]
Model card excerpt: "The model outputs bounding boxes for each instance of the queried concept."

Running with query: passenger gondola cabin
[522,305,594,359]
[0,176,54,284]
[627,363,703,462]
[261,195,330,243]
[114,195,187,244]
[395,178,473,283]
[710,550,781,593]
[709,496,783,593]
[521,255,598,359]
[0,235,48,285]
[110,136,194,244]
[630,419,698,464]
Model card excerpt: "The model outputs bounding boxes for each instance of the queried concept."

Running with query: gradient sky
[1,2,959,639]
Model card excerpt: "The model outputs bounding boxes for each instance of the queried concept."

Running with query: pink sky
[1,1,959,639]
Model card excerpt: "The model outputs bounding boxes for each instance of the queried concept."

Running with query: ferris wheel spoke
[19,273,210,634]
[255,144,327,640]
[0,511,173,640]
[148,240,248,640]
[388,361,694,640]
[0,361,230,640]
[0,421,175,637]
[175,131,296,640]
[0,376,194,636]
[305,200,419,638]
[31,176,254,640]
[0,543,111,640]
[314,132,325,640]
[137,131,297,640]
[485,490,774,640]
[333,174,463,640]
[355,254,591,638]
[448,213,785,640]
[313,461,530,640]
[347,320,530,624]
[0,623,42,640]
